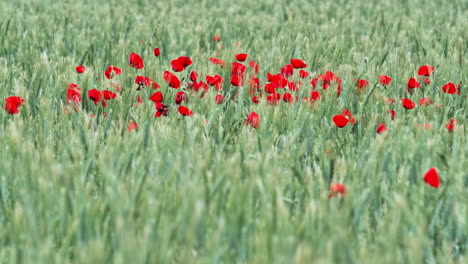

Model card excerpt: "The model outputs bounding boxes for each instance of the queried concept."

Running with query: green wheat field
[0,0,467,263]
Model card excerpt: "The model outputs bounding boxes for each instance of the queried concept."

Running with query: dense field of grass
[0,0,467,263]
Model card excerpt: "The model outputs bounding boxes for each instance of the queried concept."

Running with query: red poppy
[230,74,244,87]
[206,75,223,90]
[76,66,85,73]
[245,112,260,129]
[441,82,457,94]
[387,109,396,120]
[127,121,138,132]
[129,53,144,69]
[232,62,246,76]
[88,89,102,105]
[287,81,299,92]
[212,35,221,42]
[174,91,188,105]
[154,102,169,117]
[290,59,307,69]
[423,77,431,85]
[102,90,117,100]
[407,77,420,91]
[135,76,159,90]
[177,56,192,67]
[356,79,369,89]
[379,75,392,86]
[281,64,294,77]
[163,71,181,89]
[401,98,416,109]
[419,97,433,106]
[332,115,349,128]
[154,48,160,57]
[235,53,248,62]
[66,83,81,106]
[252,96,260,104]
[149,91,164,103]
[310,91,321,101]
[376,123,387,134]
[327,183,346,198]
[446,118,457,133]
[215,94,224,104]
[267,93,281,105]
[178,105,193,116]
[248,76,260,94]
[418,65,434,77]
[210,57,226,66]
[283,92,294,103]
[311,78,319,89]
[249,61,259,74]
[4,96,25,114]
[104,66,122,79]
[424,167,439,188]
[299,70,309,78]
[171,59,185,72]
[190,71,198,81]
[267,73,288,88]
[341,109,356,125]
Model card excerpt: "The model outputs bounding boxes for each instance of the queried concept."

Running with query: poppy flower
[212,35,221,42]
[419,97,433,106]
[281,64,294,77]
[135,76,159,90]
[178,105,193,116]
[376,123,387,134]
[190,71,198,81]
[171,59,185,72]
[356,79,369,89]
[174,91,188,105]
[88,89,102,105]
[290,59,307,69]
[441,82,457,94]
[249,61,259,74]
[310,91,321,101]
[379,75,392,86]
[287,81,299,92]
[215,94,224,104]
[252,96,260,104]
[283,92,294,103]
[127,121,138,132]
[210,57,225,67]
[311,78,319,89]
[341,109,356,125]
[446,118,457,133]
[418,65,434,77]
[235,53,248,62]
[245,112,260,129]
[264,83,278,94]
[154,102,169,117]
[248,76,260,94]
[327,183,346,198]
[4,96,25,114]
[102,90,117,100]
[154,48,160,57]
[407,77,420,91]
[177,56,192,67]
[230,74,244,87]
[163,71,181,89]
[232,62,247,76]
[423,167,439,188]
[267,73,288,88]
[401,98,416,109]
[423,77,431,85]
[206,75,223,90]
[299,70,309,78]
[129,53,144,69]
[76,66,85,73]
[66,83,81,106]
[332,115,349,128]
[267,93,281,105]
[149,91,164,103]
[104,66,122,79]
